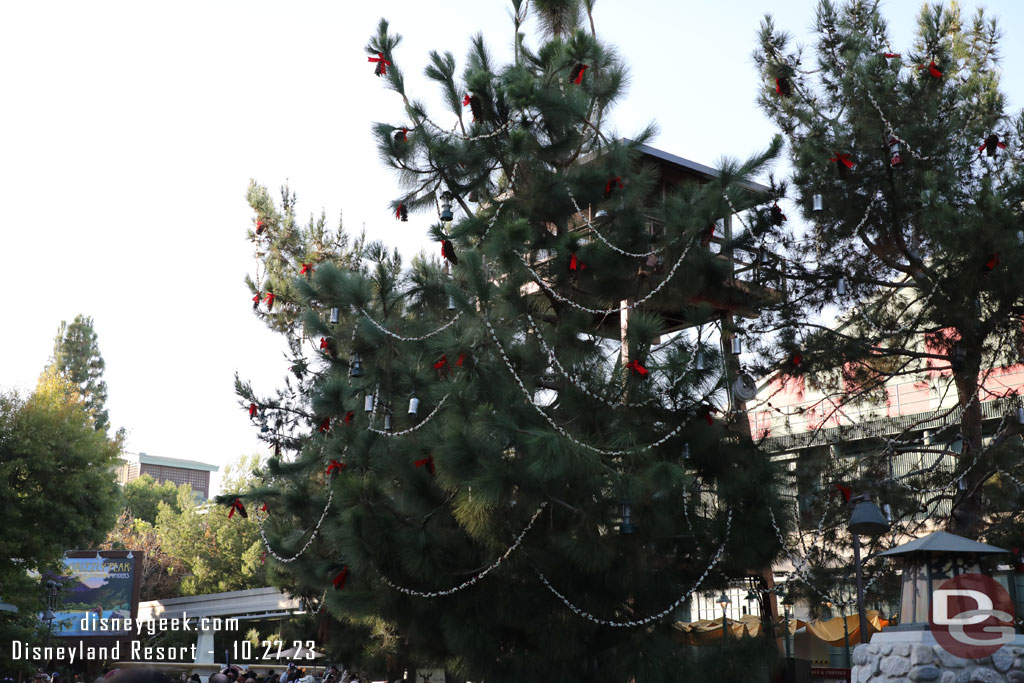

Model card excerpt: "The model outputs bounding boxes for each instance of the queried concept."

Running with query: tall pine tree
[48,314,111,432]
[232,2,793,681]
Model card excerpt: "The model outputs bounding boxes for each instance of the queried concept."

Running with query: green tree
[48,314,112,432]
[748,0,1024,608]
[0,371,122,671]
[122,474,181,524]
[156,456,267,596]
[232,3,790,681]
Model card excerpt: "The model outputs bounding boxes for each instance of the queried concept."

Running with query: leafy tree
[122,474,181,524]
[747,0,1024,609]
[103,509,186,600]
[231,2,791,681]
[48,314,112,432]
[0,371,122,672]
[156,456,267,596]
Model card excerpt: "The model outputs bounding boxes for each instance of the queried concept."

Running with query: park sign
[43,551,142,637]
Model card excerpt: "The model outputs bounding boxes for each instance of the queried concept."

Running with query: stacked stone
[852,643,1024,682]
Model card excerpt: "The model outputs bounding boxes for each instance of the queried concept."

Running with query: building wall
[138,463,210,499]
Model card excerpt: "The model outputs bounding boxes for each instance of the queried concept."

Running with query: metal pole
[852,532,871,645]
[783,609,791,659]
[841,606,851,668]
[722,610,728,639]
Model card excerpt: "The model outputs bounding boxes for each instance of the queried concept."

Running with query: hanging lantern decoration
[695,349,705,371]
[951,343,966,372]
[682,443,691,461]
[440,191,454,222]
[731,373,757,403]
[384,412,393,432]
[330,307,340,324]
[888,138,903,168]
[350,353,364,378]
[619,501,635,535]
[448,295,456,311]
[364,393,375,413]
[883,503,893,523]
[957,476,967,492]
[837,276,847,296]
[979,134,1007,158]
[1017,230,1023,246]
[731,336,742,355]
[812,194,824,212]
[1016,405,1024,425]
[409,394,420,417]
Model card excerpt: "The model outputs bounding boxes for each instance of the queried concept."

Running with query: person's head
[209,675,230,683]
[108,670,175,683]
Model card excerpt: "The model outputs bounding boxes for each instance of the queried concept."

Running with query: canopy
[796,610,889,647]
[672,610,889,646]
[877,530,1007,557]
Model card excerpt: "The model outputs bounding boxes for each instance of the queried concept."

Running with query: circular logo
[930,573,1016,659]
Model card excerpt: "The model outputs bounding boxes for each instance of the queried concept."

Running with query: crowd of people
[3,663,363,683]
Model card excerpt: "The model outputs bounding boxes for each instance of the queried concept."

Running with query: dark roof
[877,530,1007,557]
[632,142,772,195]
[138,453,219,472]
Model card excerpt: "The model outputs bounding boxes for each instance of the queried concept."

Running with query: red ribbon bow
[318,417,331,433]
[572,64,588,85]
[701,405,715,426]
[604,176,623,196]
[228,499,247,519]
[441,239,458,264]
[456,353,466,367]
[918,61,942,78]
[883,52,901,59]
[333,566,349,590]
[327,460,346,475]
[260,503,267,512]
[252,293,261,307]
[985,253,999,271]
[414,456,436,476]
[320,337,329,350]
[979,136,1007,154]
[300,263,314,275]
[434,355,448,370]
[368,52,391,75]
[249,403,257,417]
[792,353,802,367]
[569,253,586,271]
[462,94,472,106]
[396,203,405,220]
[264,292,276,310]
[255,219,266,234]
[835,484,852,502]
[344,411,355,424]
[260,551,266,565]
[829,154,854,169]
[398,128,408,142]
[627,359,649,377]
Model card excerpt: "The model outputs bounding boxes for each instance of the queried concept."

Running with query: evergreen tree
[48,314,111,432]
[749,0,1024,605]
[232,3,793,681]
[121,473,182,525]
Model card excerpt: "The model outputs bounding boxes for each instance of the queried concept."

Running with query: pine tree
[232,3,794,681]
[749,0,1024,606]
[48,314,111,432]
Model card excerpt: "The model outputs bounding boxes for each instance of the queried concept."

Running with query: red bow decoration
[333,566,349,590]
[260,551,266,565]
[985,253,1000,271]
[264,292,276,311]
[456,353,466,367]
[604,176,623,197]
[918,60,942,78]
[252,293,261,310]
[396,204,407,221]
[835,484,852,502]
[829,153,854,169]
[260,503,267,512]
[571,64,588,85]
[368,52,391,76]
[626,359,649,377]
[327,460,347,475]
[414,456,436,476]
[300,263,314,276]
[771,203,787,225]
[255,219,266,235]
[569,253,583,271]
[462,94,472,106]
[792,353,803,367]
[441,239,458,265]
[701,405,715,426]
[434,355,448,370]
[318,417,331,433]
[774,77,792,97]
[462,94,482,121]
[248,403,257,418]
[344,411,355,424]
[882,52,901,59]
[320,337,329,350]
[228,499,247,519]
[979,135,1007,156]
[397,128,408,142]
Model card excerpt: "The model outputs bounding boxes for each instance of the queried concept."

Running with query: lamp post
[717,592,732,638]
[781,593,794,660]
[847,493,890,645]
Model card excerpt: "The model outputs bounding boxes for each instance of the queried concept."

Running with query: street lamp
[781,593,794,660]
[717,592,732,638]
[847,493,890,645]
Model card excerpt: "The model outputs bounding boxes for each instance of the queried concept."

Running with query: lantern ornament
[888,137,903,168]
[384,412,393,432]
[837,276,847,296]
[408,394,420,417]
[876,531,1007,632]
[350,353,364,378]
[448,295,456,311]
[619,501,635,534]
[440,191,454,222]
[364,393,375,413]
[329,307,340,324]
[812,193,824,212]
[731,336,742,355]
[695,349,705,371]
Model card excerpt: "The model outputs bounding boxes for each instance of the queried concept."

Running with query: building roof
[137,452,219,472]
[632,142,772,195]
[877,530,1007,557]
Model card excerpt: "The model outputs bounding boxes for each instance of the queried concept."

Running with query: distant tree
[103,509,186,600]
[48,314,112,432]
[122,474,181,524]
[0,371,122,672]
[156,456,267,596]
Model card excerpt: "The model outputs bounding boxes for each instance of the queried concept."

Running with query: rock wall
[851,642,1024,682]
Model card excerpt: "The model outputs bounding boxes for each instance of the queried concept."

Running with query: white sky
[2,1,1021,495]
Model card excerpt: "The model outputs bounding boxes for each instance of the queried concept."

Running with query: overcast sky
[2,1,1021,495]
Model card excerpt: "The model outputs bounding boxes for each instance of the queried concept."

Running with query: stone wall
[852,642,1024,682]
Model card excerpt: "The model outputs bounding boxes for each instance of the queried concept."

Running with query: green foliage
[0,371,122,672]
[47,314,112,432]
[122,474,181,524]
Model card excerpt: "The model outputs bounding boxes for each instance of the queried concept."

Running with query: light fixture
[440,191,454,222]
[837,277,847,296]
[350,354,364,378]
[619,501,634,535]
[384,413,393,432]
[682,443,690,461]
[883,503,893,523]
[731,336,742,355]
[812,194,823,212]
[1018,230,1024,246]
[448,295,456,311]
[695,350,704,371]
[717,592,732,611]
[888,137,902,168]
[848,497,890,537]
[1017,406,1024,425]
[408,394,420,417]
[745,589,758,604]
[364,393,375,413]
[330,307,340,324]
